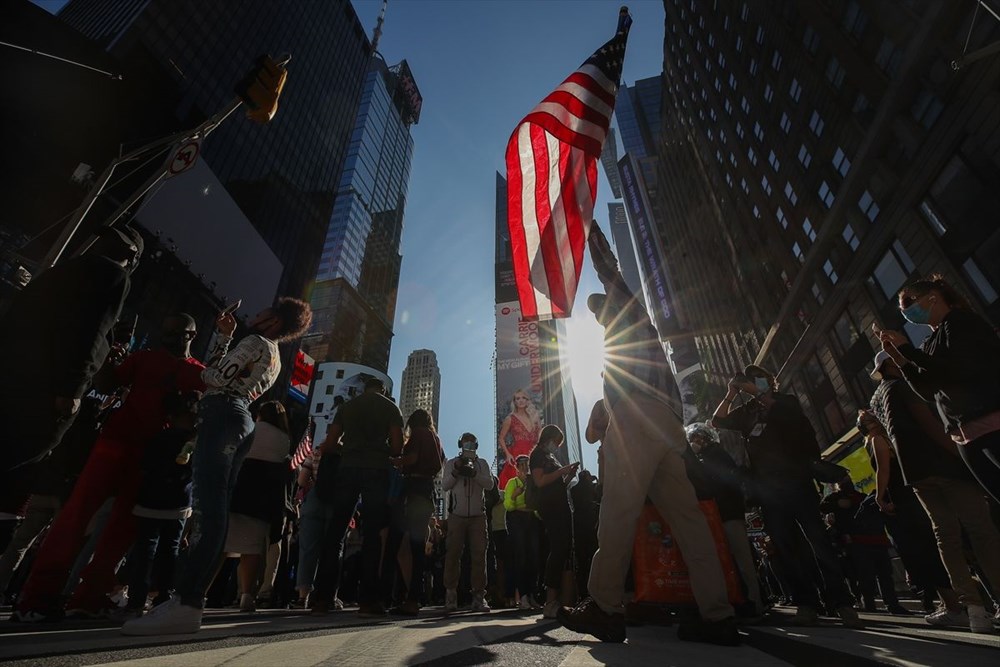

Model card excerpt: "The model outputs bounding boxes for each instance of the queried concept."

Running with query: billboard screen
[495,301,544,474]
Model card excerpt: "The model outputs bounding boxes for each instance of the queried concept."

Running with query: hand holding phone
[223,299,242,315]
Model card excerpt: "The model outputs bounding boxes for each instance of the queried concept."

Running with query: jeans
[296,488,334,593]
[847,543,899,608]
[126,517,185,610]
[958,430,1000,504]
[312,465,389,607]
[175,394,254,608]
[540,503,572,590]
[507,510,540,598]
[760,484,853,609]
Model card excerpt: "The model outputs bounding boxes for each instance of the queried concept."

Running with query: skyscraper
[657,1,999,465]
[306,56,420,372]
[399,349,441,428]
[57,0,372,301]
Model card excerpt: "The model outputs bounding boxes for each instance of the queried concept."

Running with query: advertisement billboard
[288,349,315,404]
[495,301,545,471]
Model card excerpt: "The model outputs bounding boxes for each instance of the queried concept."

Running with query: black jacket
[898,309,1000,432]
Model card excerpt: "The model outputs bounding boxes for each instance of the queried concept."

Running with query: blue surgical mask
[754,377,771,394]
[902,302,931,325]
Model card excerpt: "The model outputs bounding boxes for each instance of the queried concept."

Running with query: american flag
[506,8,632,321]
[289,422,313,471]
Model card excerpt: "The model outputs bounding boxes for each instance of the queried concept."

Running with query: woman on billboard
[498,389,541,489]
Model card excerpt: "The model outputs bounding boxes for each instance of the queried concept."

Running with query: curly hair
[899,273,971,310]
[272,297,313,342]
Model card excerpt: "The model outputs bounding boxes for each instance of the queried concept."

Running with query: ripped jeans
[175,394,254,607]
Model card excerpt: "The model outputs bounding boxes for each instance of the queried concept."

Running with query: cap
[870,350,893,381]
[98,224,144,259]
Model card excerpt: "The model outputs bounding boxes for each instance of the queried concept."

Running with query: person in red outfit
[13,314,206,622]
[497,389,541,490]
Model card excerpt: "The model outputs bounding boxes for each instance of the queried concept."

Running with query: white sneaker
[471,593,491,613]
[444,590,458,612]
[925,607,969,627]
[968,605,994,634]
[120,597,202,636]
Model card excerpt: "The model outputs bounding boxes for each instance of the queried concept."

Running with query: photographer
[712,365,861,628]
[441,433,494,613]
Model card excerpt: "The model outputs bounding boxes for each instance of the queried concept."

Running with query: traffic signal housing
[236,55,288,124]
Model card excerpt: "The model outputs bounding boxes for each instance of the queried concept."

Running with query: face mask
[754,377,770,394]
[902,302,931,325]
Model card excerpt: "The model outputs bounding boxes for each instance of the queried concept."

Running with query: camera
[456,451,478,478]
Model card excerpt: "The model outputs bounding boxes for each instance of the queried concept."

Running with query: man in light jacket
[442,433,494,613]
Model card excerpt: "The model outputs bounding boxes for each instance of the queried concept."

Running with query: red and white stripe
[506,60,619,320]
[289,425,313,471]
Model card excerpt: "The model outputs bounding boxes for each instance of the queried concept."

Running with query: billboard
[495,301,544,469]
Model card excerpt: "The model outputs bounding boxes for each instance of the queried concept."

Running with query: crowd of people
[0,221,998,648]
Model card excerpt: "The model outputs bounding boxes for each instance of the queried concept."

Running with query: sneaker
[542,600,559,619]
[9,607,63,623]
[120,597,202,636]
[925,607,969,627]
[358,603,387,618]
[968,605,994,634]
[837,606,865,629]
[471,593,491,613]
[391,600,420,616]
[288,598,308,610]
[444,589,458,613]
[556,598,626,643]
[788,606,819,626]
[678,616,742,647]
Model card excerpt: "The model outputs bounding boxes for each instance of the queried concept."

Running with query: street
[1,603,996,666]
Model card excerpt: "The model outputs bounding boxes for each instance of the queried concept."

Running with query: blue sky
[33,0,667,474]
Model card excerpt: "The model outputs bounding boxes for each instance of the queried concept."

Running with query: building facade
[657,0,1000,463]
[58,0,372,301]
[308,57,421,372]
[399,349,441,428]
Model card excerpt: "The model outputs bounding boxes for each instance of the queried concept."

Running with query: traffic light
[235,55,288,124]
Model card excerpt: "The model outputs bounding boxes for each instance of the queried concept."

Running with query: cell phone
[222,299,242,315]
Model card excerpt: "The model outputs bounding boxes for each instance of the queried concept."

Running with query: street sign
[166,139,201,177]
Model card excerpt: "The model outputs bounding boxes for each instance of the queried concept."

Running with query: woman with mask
[876,274,1000,504]
[529,425,578,619]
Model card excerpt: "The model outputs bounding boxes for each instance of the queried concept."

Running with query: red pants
[17,438,142,611]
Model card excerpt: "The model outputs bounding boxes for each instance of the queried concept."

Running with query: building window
[780,112,792,134]
[741,2,749,20]
[809,110,825,136]
[764,84,774,103]
[812,282,825,304]
[753,122,764,141]
[710,108,718,121]
[819,181,835,208]
[792,242,805,262]
[715,149,723,163]
[741,96,751,114]
[803,25,821,55]
[762,175,772,196]
[798,144,812,168]
[918,199,947,235]
[753,205,761,219]
[825,57,846,89]
[736,122,745,139]
[875,37,903,77]
[768,150,780,172]
[789,78,803,102]
[729,73,738,89]
[708,33,716,47]
[853,93,870,114]
[718,52,726,67]
[842,0,868,38]
[715,77,722,91]
[724,99,732,114]
[858,190,880,221]
[803,217,817,242]
[730,152,737,166]
[756,25,765,44]
[832,147,851,177]
[748,146,758,165]
[736,35,744,52]
[871,240,916,300]
[824,259,839,284]
[719,129,727,143]
[741,177,750,194]
[726,173,733,187]
[785,182,798,205]
[842,223,860,250]
[963,258,999,303]
[777,206,788,228]
[772,50,783,71]
[749,58,758,75]
[912,90,944,130]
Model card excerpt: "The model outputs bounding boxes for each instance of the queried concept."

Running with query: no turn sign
[166,139,201,177]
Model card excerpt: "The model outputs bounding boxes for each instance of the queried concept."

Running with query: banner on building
[495,301,545,468]
[288,349,315,404]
